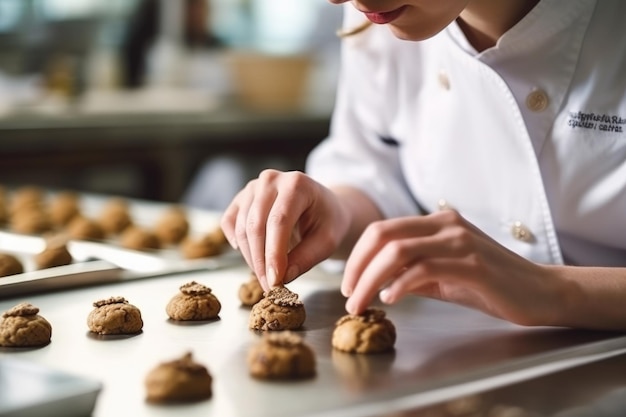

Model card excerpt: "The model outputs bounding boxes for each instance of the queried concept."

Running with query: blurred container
[227,51,312,112]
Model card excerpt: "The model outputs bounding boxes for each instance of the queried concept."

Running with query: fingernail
[345,298,355,314]
[285,264,299,283]
[267,267,278,287]
[379,287,393,304]
[341,285,352,297]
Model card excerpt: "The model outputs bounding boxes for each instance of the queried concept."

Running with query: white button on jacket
[306,0,626,267]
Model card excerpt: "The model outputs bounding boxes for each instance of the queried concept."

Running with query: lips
[362,5,407,24]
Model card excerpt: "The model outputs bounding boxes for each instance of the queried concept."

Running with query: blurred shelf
[0,100,332,202]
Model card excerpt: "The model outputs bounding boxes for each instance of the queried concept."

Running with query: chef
[221,0,626,331]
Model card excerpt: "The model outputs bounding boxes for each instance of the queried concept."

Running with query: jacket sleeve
[305,6,422,219]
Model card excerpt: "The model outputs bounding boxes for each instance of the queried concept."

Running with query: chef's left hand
[341,210,561,326]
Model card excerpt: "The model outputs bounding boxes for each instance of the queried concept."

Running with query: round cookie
[166,281,221,321]
[98,198,133,236]
[66,216,105,241]
[120,226,160,251]
[0,253,24,277]
[87,296,143,335]
[154,206,189,245]
[247,331,316,380]
[0,302,52,347]
[49,191,81,228]
[249,286,306,331]
[331,308,396,354]
[34,235,73,269]
[9,186,44,216]
[10,207,52,235]
[238,272,264,307]
[145,352,212,404]
[180,234,222,259]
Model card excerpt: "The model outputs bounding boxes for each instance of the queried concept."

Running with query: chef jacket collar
[446,0,597,61]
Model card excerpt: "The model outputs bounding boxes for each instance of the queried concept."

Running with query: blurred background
[0,0,342,210]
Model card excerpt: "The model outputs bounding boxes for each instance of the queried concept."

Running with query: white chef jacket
[306,0,626,267]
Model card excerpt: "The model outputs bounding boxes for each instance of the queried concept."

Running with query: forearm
[329,185,384,259]
[546,265,626,331]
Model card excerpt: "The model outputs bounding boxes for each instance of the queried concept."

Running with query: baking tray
[0,192,243,298]
[0,230,242,298]
[0,358,102,417]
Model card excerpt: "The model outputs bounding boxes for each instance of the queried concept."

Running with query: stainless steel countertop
[1,263,625,417]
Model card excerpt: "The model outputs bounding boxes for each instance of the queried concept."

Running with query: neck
[458,0,540,52]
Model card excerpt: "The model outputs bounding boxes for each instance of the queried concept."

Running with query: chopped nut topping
[264,331,303,348]
[169,352,208,374]
[335,307,388,326]
[265,287,302,307]
[93,296,128,308]
[2,302,39,318]
[180,281,212,296]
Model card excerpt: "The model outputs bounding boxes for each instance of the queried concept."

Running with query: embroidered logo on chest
[567,111,626,133]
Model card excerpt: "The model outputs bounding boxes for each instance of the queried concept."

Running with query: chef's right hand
[220,169,351,290]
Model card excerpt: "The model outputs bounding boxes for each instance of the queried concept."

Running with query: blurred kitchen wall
[0,0,341,105]
[0,0,341,203]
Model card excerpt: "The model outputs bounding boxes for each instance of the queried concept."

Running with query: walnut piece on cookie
[332,308,396,354]
[87,296,143,335]
[248,286,306,331]
[247,331,316,380]
[0,302,52,347]
[238,272,264,307]
[145,351,212,404]
[166,281,221,321]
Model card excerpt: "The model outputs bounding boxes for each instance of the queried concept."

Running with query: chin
[388,25,446,42]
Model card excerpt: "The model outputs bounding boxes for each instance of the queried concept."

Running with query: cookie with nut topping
[87,296,143,335]
[145,352,212,404]
[166,281,221,321]
[249,286,306,331]
[247,331,316,380]
[0,302,52,347]
[332,308,396,354]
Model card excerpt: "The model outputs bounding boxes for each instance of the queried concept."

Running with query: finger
[341,217,441,297]
[232,185,260,287]
[264,178,310,287]
[345,238,417,314]
[220,198,239,250]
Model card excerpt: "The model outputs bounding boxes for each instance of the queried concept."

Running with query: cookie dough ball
[66,216,105,241]
[0,253,23,277]
[9,186,44,216]
[49,191,81,227]
[0,302,52,347]
[249,286,306,331]
[145,352,212,404]
[34,235,73,269]
[10,207,52,235]
[87,296,143,335]
[238,272,264,307]
[120,226,160,251]
[180,234,222,259]
[98,198,133,236]
[332,308,396,354]
[166,281,221,321]
[154,206,189,245]
[206,226,227,247]
[247,331,316,380]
